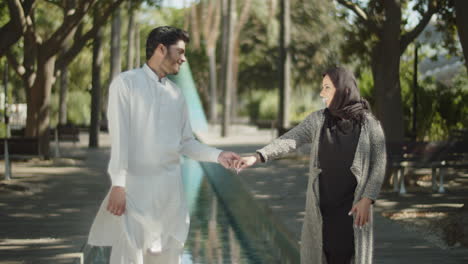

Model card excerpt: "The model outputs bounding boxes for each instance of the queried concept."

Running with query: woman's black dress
[318,113,361,264]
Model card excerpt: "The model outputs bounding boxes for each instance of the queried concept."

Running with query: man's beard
[164,52,179,75]
[173,64,180,74]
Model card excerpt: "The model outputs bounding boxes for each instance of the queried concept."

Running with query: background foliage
[1,0,466,141]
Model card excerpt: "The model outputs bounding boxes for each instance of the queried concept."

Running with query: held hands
[218,151,260,173]
[218,151,242,169]
[106,152,246,217]
[107,186,126,216]
[348,197,373,228]
[107,152,242,217]
[232,154,260,173]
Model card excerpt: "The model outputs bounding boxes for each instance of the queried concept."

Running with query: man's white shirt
[88,64,222,255]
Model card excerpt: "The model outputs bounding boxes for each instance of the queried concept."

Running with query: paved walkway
[197,124,468,264]
[1,125,467,263]
[0,134,111,264]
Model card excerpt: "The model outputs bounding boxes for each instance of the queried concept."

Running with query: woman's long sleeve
[362,118,387,201]
[257,112,318,162]
[107,76,130,187]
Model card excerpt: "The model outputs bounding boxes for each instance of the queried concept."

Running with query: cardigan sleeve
[362,117,387,201]
[257,111,320,162]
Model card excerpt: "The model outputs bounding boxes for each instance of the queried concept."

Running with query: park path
[0,126,467,263]
[0,134,111,264]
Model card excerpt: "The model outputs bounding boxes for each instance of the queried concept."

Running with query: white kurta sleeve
[179,100,222,163]
[107,76,130,187]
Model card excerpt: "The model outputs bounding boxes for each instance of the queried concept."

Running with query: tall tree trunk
[208,46,218,123]
[219,0,229,101]
[23,24,37,138]
[183,0,190,31]
[226,0,252,123]
[454,0,468,72]
[58,67,68,125]
[221,0,235,137]
[372,1,404,143]
[110,4,122,80]
[190,3,200,49]
[202,0,221,124]
[28,52,55,159]
[105,3,122,129]
[279,0,291,134]
[135,22,140,68]
[89,14,103,148]
[336,0,435,144]
[230,41,240,123]
[127,0,135,70]
[7,0,126,159]
[57,0,76,127]
[412,44,418,139]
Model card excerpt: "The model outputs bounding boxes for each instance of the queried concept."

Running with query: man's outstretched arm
[179,101,240,168]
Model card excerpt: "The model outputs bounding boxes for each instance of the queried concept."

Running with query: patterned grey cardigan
[257,109,386,264]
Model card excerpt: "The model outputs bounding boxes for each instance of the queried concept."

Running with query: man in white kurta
[87,26,239,264]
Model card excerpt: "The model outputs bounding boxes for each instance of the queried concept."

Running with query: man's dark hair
[146,26,190,60]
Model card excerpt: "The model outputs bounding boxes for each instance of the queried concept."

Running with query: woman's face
[320,75,336,107]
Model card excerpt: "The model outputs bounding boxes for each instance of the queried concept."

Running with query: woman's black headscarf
[323,66,370,124]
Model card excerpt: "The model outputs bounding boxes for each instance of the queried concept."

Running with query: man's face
[161,40,186,75]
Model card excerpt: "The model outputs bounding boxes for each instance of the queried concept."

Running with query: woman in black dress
[318,67,365,263]
[236,67,385,264]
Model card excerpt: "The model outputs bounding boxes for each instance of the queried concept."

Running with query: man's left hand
[218,151,241,169]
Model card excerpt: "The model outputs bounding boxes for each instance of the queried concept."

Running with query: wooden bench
[12,126,80,144]
[430,140,468,193]
[0,137,40,159]
[5,125,79,159]
[51,125,80,144]
[388,140,468,194]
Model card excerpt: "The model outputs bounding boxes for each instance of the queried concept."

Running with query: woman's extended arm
[258,111,319,162]
[236,111,321,170]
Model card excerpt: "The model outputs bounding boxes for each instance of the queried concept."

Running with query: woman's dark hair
[323,66,370,122]
[146,26,190,60]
